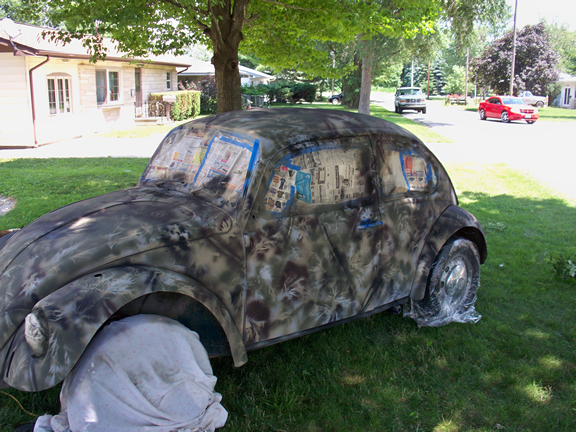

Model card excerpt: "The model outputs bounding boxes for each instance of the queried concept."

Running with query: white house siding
[0,53,34,147]
[141,66,177,99]
[28,56,86,145]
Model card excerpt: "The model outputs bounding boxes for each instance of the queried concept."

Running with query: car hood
[0,186,233,350]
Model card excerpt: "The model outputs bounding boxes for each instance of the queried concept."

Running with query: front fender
[2,266,247,392]
[410,205,487,301]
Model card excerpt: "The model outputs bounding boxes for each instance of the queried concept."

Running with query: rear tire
[536,101,544,107]
[479,109,486,120]
[410,238,481,327]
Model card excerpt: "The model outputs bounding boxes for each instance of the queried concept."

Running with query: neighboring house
[177,59,274,87]
[558,73,576,109]
[0,19,191,148]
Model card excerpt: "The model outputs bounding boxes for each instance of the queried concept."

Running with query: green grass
[1,162,576,430]
[93,119,192,138]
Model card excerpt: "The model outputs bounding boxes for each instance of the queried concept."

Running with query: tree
[545,21,576,75]
[471,23,559,95]
[12,0,372,113]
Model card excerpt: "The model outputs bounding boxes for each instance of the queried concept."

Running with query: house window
[47,75,71,115]
[166,72,171,90]
[96,69,121,104]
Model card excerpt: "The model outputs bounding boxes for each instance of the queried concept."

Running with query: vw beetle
[0,109,486,392]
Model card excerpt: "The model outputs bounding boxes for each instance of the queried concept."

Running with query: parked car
[0,109,486,393]
[518,91,547,107]
[479,96,539,124]
[394,87,427,114]
[328,92,343,105]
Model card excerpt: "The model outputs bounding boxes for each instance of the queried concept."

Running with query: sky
[505,0,576,31]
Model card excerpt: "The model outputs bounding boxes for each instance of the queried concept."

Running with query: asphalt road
[373,94,576,201]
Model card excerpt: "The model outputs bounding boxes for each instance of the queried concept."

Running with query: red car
[478,96,539,124]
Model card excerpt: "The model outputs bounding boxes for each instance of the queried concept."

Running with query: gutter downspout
[29,55,51,146]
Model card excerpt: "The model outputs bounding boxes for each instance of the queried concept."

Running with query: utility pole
[411,60,414,87]
[509,0,518,96]
[427,60,431,99]
[464,48,469,105]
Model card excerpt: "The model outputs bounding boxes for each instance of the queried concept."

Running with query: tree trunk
[212,46,243,113]
[207,0,249,113]
[358,52,373,115]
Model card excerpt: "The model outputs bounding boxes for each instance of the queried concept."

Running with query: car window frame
[256,136,377,219]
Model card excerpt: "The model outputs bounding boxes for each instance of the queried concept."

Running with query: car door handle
[357,218,383,231]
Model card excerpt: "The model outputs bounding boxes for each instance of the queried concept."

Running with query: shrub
[198,79,218,114]
[149,90,200,120]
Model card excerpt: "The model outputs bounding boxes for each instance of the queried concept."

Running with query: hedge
[149,90,201,121]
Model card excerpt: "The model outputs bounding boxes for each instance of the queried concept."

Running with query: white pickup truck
[518,91,547,107]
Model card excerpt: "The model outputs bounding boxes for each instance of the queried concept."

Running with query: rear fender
[2,266,247,392]
[410,205,487,301]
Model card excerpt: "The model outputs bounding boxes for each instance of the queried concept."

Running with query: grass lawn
[0,156,575,431]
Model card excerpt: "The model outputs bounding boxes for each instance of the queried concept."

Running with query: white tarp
[34,315,227,432]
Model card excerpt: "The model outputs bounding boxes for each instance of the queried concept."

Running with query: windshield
[398,88,422,96]
[140,127,259,206]
[502,97,525,105]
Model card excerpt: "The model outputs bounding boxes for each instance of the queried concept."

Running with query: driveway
[373,93,576,201]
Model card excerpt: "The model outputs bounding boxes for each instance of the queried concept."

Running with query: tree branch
[257,0,325,12]
[160,0,210,31]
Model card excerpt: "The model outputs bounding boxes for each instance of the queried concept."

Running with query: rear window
[140,127,259,206]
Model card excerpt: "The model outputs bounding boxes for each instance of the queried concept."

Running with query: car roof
[171,108,421,163]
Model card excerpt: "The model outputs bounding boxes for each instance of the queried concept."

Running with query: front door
[243,138,382,346]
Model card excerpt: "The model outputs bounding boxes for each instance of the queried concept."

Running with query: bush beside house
[149,90,200,120]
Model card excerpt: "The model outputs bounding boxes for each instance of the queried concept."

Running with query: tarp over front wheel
[34,314,227,432]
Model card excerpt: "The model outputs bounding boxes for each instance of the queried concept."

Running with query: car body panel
[1,266,247,392]
[479,96,539,123]
[0,108,486,392]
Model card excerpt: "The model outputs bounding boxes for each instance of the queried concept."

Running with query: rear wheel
[410,238,481,327]
[500,111,510,123]
[479,109,487,120]
[331,98,340,105]
[536,101,544,107]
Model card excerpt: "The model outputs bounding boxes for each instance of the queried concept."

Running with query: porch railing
[134,101,168,118]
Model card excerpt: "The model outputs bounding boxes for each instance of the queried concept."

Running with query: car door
[486,98,500,118]
[242,137,382,346]
[363,134,442,312]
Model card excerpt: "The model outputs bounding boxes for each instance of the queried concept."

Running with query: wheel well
[452,227,487,263]
[110,292,231,357]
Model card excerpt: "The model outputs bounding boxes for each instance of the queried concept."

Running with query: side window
[377,145,437,199]
[262,143,371,216]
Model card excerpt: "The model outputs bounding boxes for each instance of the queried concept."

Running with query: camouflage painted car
[0,108,486,392]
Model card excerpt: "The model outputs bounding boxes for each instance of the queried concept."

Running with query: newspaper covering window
[263,146,366,215]
[379,150,436,197]
[142,129,259,205]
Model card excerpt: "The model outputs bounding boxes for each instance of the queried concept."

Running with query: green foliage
[254,81,318,104]
[471,23,560,95]
[149,91,200,121]
[442,65,467,95]
[197,79,218,115]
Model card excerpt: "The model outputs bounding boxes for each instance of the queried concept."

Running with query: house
[558,73,576,109]
[177,59,274,87]
[0,19,191,148]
